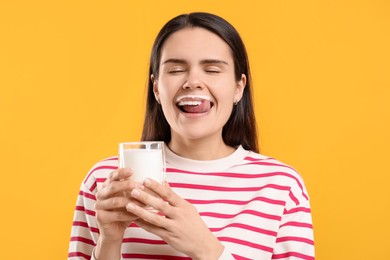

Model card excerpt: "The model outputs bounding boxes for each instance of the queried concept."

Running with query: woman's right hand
[94,168,143,242]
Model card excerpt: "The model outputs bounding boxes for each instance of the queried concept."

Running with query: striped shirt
[68,145,315,259]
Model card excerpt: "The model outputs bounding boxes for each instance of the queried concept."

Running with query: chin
[176,126,221,142]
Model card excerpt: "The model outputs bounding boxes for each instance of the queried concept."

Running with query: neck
[168,134,235,161]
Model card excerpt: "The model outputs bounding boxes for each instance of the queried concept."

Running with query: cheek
[156,80,176,101]
[157,84,180,116]
[214,82,238,102]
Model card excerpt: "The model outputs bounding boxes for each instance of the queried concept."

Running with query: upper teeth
[178,100,202,106]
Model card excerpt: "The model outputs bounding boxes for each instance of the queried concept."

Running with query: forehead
[160,27,233,63]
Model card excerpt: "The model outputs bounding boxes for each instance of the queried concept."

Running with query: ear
[151,74,160,103]
[234,74,246,103]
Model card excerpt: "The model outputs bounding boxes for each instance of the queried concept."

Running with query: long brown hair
[141,12,259,153]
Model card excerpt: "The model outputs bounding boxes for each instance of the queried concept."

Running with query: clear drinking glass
[118,141,165,184]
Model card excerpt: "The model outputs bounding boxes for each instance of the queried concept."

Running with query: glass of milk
[118,141,165,184]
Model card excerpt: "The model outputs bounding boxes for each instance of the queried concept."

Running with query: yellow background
[1,0,389,259]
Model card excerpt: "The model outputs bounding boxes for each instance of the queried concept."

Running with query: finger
[126,202,169,228]
[95,196,132,210]
[96,209,136,223]
[110,168,133,182]
[95,195,147,212]
[97,180,144,200]
[130,187,171,214]
[102,169,132,188]
[142,186,159,198]
[134,219,170,240]
[144,179,181,206]
[102,170,116,188]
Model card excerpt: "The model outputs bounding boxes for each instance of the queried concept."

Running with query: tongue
[182,100,211,113]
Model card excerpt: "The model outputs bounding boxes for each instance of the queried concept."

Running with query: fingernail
[131,189,140,197]
[120,168,129,175]
[135,183,145,190]
[126,203,135,211]
[144,178,151,187]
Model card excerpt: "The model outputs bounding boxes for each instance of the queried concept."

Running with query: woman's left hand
[125,179,224,260]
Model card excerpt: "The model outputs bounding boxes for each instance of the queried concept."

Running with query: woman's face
[153,27,245,143]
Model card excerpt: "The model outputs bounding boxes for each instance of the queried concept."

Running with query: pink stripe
[288,190,299,205]
[280,221,313,229]
[166,168,294,179]
[276,236,314,245]
[68,252,90,259]
[75,206,96,216]
[79,190,96,200]
[243,156,273,162]
[72,221,99,233]
[187,196,285,206]
[167,168,308,200]
[218,236,273,253]
[122,238,167,245]
[122,254,190,259]
[251,169,308,201]
[96,177,107,183]
[232,254,252,260]
[70,236,95,246]
[102,156,118,161]
[90,181,97,192]
[170,182,290,192]
[84,165,117,183]
[272,251,314,260]
[284,207,311,215]
[201,209,281,221]
[129,222,139,228]
[210,222,277,236]
[72,221,89,228]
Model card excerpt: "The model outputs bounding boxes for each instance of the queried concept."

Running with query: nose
[183,69,203,89]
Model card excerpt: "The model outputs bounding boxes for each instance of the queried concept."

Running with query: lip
[175,95,214,117]
[175,95,212,103]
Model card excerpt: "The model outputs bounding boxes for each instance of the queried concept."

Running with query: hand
[94,168,144,242]
[126,179,224,260]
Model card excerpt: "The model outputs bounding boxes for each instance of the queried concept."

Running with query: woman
[69,12,314,260]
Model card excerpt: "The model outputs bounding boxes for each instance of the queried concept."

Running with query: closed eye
[205,66,222,74]
[168,66,186,74]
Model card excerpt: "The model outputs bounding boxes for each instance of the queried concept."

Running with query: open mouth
[176,95,214,114]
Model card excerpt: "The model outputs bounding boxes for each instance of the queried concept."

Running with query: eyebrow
[161,58,229,65]
[200,59,229,65]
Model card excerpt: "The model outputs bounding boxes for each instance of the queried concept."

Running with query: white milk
[121,148,164,184]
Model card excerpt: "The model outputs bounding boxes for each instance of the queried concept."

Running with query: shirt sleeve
[90,248,124,260]
[68,181,99,259]
[272,199,315,259]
